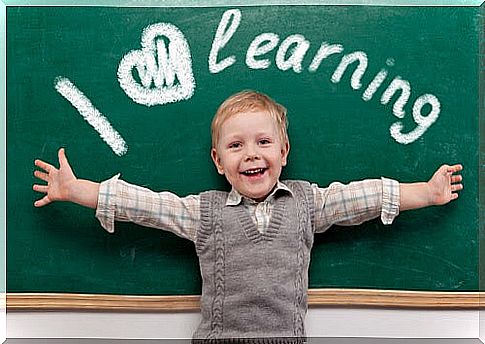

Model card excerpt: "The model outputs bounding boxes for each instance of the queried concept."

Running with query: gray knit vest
[193,180,315,344]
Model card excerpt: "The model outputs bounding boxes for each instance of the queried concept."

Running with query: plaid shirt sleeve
[95,174,200,242]
[312,177,400,233]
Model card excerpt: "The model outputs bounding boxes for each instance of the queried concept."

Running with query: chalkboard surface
[7,5,481,295]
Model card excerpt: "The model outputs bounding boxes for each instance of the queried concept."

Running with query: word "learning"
[116,8,440,145]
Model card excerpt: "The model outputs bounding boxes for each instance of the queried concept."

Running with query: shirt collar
[226,181,293,206]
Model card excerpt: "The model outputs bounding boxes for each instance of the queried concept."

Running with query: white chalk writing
[55,77,128,156]
[118,23,195,106]
[246,33,280,69]
[57,9,442,149]
[207,9,442,144]
[209,9,241,74]
[275,34,310,73]
[308,43,344,72]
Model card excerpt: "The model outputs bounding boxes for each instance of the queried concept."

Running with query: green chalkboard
[7,5,482,295]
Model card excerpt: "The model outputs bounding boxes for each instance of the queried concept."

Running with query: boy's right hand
[33,148,77,207]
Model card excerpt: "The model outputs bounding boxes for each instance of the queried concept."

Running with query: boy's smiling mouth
[240,167,268,177]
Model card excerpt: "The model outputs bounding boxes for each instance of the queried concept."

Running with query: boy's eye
[259,139,271,145]
[228,142,242,149]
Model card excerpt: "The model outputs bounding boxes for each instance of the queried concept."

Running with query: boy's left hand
[427,164,463,206]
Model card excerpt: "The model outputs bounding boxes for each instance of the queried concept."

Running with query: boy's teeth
[244,168,264,175]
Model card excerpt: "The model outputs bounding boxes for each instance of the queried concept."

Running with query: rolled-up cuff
[381,177,400,225]
[95,173,121,233]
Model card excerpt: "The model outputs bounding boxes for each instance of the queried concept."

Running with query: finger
[34,170,49,182]
[451,175,462,183]
[34,195,51,207]
[58,148,74,174]
[447,164,463,173]
[58,148,68,168]
[450,193,459,201]
[34,159,55,173]
[451,184,463,192]
[33,184,48,193]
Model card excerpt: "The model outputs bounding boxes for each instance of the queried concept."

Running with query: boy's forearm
[68,179,100,209]
[399,182,432,211]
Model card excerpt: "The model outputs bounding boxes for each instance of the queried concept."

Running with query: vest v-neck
[233,195,287,243]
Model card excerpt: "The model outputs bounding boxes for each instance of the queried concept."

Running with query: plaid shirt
[96,175,400,242]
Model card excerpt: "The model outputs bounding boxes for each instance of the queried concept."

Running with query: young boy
[33,91,463,343]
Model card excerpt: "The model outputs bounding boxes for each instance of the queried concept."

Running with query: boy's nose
[244,153,260,161]
[244,146,261,161]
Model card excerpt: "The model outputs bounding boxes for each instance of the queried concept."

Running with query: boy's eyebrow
[222,129,275,140]
[256,132,274,136]
[224,132,274,141]
[254,132,276,138]
[222,133,242,141]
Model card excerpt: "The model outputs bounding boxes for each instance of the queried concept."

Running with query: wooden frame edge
[7,289,483,311]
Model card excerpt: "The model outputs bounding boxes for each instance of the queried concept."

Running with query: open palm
[33,148,77,207]
[428,164,463,205]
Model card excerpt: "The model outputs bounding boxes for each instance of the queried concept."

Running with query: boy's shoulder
[282,179,314,199]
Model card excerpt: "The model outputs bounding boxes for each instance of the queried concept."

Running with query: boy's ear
[281,141,290,167]
[211,148,224,175]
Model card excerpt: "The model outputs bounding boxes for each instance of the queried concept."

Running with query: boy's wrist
[69,179,100,209]
[65,178,79,203]
[425,181,436,207]
[400,182,435,211]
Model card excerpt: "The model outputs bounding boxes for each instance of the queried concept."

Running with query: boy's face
[211,110,289,202]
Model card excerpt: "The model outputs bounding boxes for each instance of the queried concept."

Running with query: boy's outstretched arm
[33,148,99,209]
[399,164,463,211]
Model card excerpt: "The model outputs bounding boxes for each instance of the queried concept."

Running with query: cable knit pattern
[200,191,226,339]
[209,193,225,339]
[194,182,314,343]
[294,185,305,338]
[283,181,315,338]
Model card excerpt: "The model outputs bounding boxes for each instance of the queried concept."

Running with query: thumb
[58,148,73,172]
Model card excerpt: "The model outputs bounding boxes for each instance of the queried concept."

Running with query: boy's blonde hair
[211,90,289,148]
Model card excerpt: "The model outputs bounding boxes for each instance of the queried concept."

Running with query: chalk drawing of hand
[118,23,195,106]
